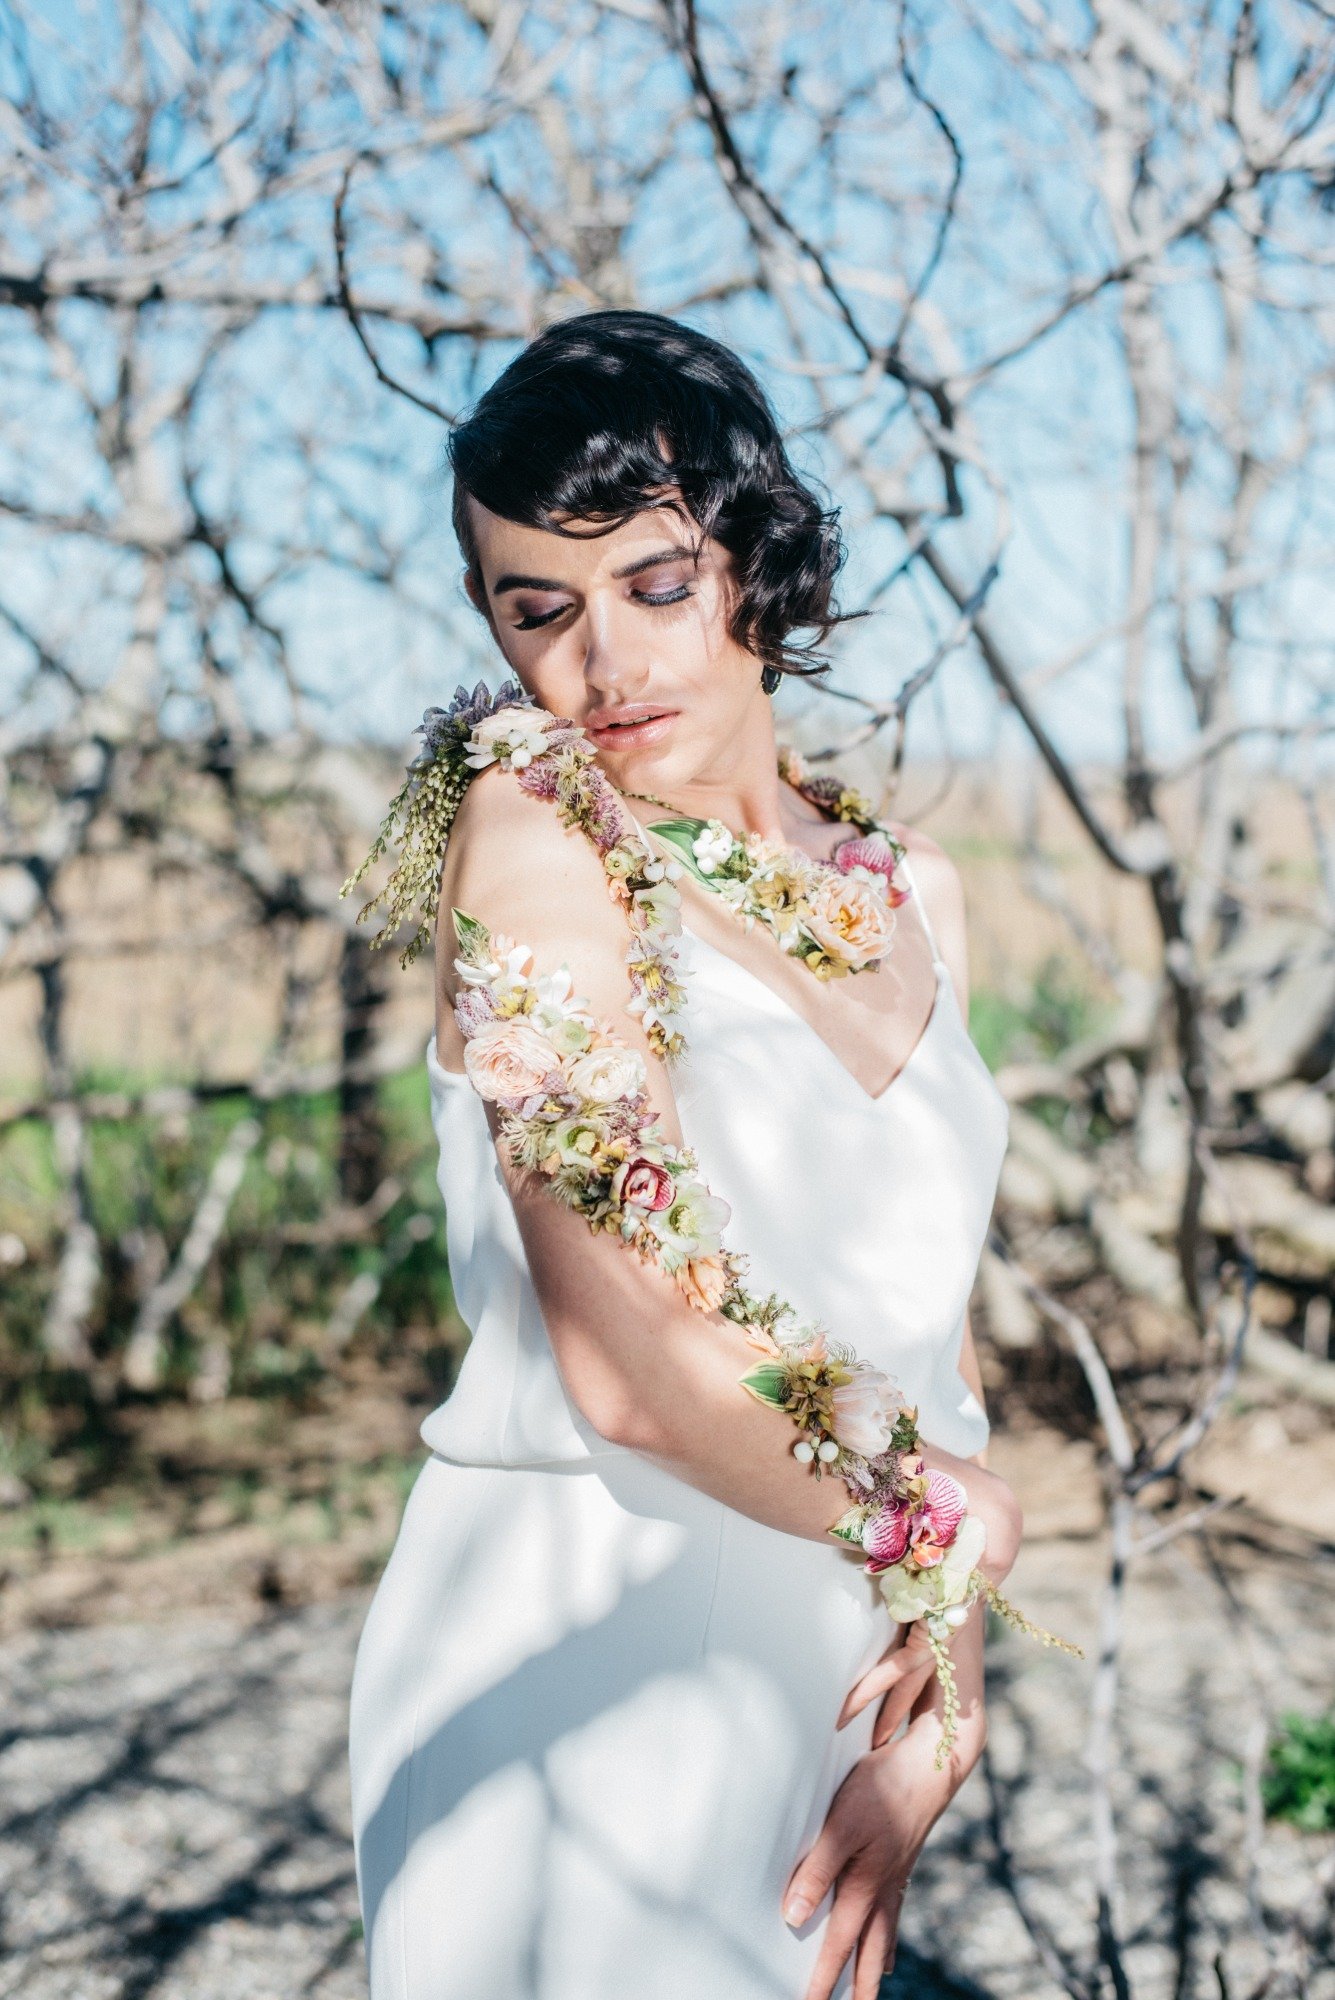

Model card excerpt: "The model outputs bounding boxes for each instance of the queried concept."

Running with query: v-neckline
[675,915,949,1110]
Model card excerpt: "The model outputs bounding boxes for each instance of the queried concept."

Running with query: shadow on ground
[3,1523,1333,2000]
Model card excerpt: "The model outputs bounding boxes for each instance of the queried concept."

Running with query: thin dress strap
[892,848,945,971]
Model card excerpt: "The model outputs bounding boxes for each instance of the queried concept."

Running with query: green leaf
[451,907,493,965]
[828,1507,872,1546]
[889,1408,921,1453]
[738,1361,792,1409]
[646,817,713,880]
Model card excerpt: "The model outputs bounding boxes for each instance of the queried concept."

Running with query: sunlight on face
[461,495,770,794]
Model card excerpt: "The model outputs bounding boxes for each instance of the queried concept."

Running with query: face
[461,494,771,793]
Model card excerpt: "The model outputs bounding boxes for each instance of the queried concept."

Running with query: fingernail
[784,1895,811,1927]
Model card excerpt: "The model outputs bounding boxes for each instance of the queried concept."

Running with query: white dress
[347,851,1009,2000]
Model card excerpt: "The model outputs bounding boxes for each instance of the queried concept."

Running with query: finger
[802,1872,875,2000]
[836,1625,907,1728]
[783,1813,852,1930]
[853,1897,899,2000]
[870,1655,938,1749]
[842,1644,935,1732]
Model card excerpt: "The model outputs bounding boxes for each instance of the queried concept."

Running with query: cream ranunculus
[877,1513,987,1625]
[544,1015,595,1057]
[802,871,897,969]
[462,1017,561,1100]
[464,707,551,771]
[565,1044,646,1103]
[829,1364,904,1459]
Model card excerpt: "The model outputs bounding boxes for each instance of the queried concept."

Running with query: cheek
[676,581,755,707]
[499,636,589,714]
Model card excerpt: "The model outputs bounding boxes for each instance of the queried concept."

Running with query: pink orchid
[831,831,911,907]
[861,1469,968,1575]
[612,1156,675,1212]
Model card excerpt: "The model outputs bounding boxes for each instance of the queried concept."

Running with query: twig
[121,1115,263,1392]
[333,160,457,427]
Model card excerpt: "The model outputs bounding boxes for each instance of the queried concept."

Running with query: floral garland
[642,779,909,980]
[344,680,1084,1765]
[339,681,691,1060]
[450,905,1082,1767]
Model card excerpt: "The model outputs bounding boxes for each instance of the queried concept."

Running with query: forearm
[510,1174,1014,1553]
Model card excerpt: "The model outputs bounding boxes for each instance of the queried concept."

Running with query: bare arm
[436,776,1018,1562]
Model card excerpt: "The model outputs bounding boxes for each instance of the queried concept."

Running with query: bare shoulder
[431,762,660,1063]
[884,819,971,1000]
[438,766,628,983]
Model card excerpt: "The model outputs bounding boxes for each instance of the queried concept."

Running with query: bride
[346,308,1055,2000]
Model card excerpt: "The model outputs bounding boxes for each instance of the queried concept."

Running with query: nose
[582,594,653,704]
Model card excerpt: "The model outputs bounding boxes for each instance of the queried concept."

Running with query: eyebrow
[490,543,699,596]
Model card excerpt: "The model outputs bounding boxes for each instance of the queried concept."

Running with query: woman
[346,309,1041,2000]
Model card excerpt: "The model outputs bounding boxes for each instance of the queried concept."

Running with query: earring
[760,664,782,695]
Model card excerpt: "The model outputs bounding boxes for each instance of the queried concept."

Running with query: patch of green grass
[970,957,1106,1073]
[0,1069,463,1477]
[1261,1710,1335,1831]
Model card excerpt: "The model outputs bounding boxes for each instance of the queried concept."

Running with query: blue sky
[2,0,1331,776]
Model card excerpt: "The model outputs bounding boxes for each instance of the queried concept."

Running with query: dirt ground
[2,1414,1332,2000]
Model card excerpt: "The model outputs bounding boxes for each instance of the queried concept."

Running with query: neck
[603,696,800,841]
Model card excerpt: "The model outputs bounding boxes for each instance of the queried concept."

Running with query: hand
[836,1618,938,1750]
[784,1608,988,2000]
[914,1446,1025,1586]
[836,1454,1021,1744]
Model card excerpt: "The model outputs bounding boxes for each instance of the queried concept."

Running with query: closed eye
[513,585,694,632]
[512,606,568,631]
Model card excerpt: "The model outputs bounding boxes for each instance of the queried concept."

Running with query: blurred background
[1,4,1332,1997]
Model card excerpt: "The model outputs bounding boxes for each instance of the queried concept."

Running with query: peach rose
[462,1017,560,1100]
[675,1255,730,1312]
[802,871,896,968]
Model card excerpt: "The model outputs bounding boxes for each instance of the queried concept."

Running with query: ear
[463,566,500,640]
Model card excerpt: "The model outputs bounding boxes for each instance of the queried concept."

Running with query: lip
[584,706,679,751]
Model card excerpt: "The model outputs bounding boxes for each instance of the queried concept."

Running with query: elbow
[561,1352,668,1455]
[976,1468,1024,1580]
[582,1396,664,1454]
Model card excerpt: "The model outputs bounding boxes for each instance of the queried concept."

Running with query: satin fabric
[349,856,1009,1998]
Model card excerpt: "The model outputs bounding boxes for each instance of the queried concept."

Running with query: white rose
[565,1045,647,1104]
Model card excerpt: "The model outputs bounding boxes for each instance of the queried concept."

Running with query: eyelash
[513,585,693,632]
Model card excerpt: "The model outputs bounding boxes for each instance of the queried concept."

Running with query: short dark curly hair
[446,309,858,681]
